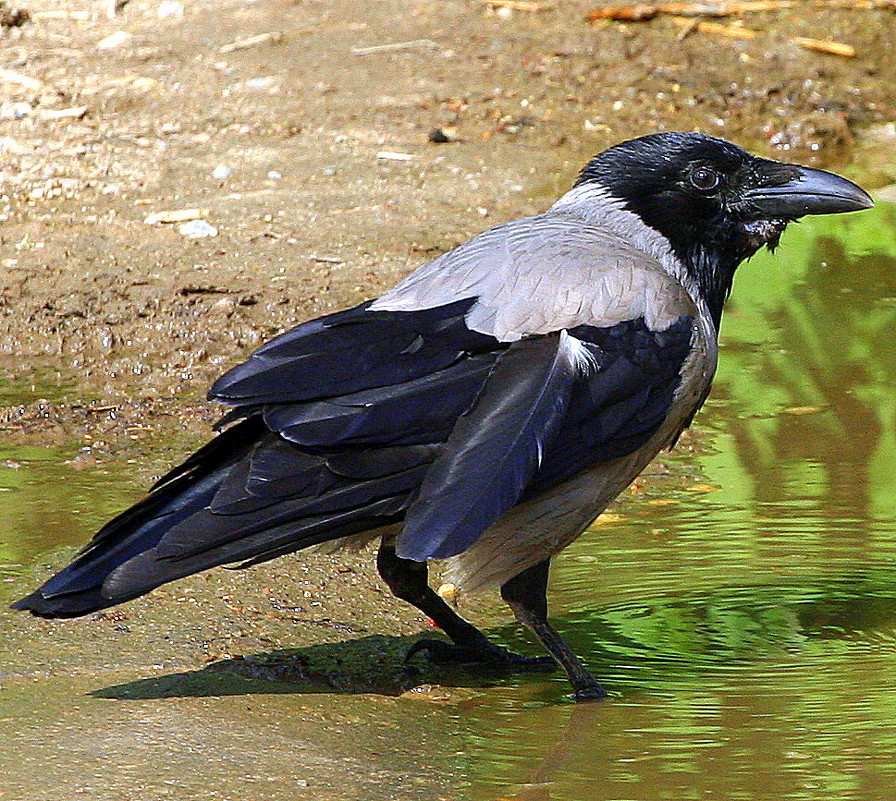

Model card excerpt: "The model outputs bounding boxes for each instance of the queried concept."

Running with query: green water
[1,203,895,800]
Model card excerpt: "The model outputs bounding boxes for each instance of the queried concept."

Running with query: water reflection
[713,202,896,523]
[455,589,896,800]
[462,655,896,801]
[0,445,141,578]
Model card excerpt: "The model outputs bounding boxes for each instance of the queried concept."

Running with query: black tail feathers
[11,418,265,619]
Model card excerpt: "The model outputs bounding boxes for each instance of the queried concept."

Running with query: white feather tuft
[561,331,598,375]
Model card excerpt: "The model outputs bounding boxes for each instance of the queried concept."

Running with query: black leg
[501,559,607,701]
[376,543,554,669]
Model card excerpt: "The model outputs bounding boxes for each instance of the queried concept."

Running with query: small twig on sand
[350,39,437,55]
[792,36,856,56]
[479,0,555,11]
[0,67,43,91]
[670,16,759,37]
[588,1,794,21]
[813,0,896,8]
[219,32,283,54]
[588,0,896,19]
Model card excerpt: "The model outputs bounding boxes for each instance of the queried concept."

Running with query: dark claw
[570,683,608,702]
[406,638,557,671]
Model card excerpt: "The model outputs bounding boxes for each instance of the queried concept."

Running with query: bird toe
[570,683,608,702]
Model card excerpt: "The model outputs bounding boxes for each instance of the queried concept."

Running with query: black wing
[14,302,502,616]
[208,298,498,405]
[14,302,694,617]
[395,316,695,561]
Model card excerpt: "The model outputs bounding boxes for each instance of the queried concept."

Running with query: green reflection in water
[0,358,77,405]
[0,446,141,581]
[450,203,896,800]
[714,200,896,524]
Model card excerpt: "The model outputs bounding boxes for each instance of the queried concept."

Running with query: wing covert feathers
[396,332,590,561]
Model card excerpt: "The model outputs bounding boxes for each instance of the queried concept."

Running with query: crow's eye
[689,166,720,191]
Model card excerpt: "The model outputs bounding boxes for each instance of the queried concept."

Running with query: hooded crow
[14,132,873,699]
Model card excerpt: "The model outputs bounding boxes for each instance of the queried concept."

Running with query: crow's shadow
[91,627,561,700]
[91,581,896,701]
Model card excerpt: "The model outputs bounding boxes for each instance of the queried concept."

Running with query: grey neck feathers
[550,183,717,337]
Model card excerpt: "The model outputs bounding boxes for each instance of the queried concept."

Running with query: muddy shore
[3,0,895,439]
[2,0,895,645]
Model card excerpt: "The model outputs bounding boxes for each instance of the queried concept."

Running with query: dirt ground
[0,0,892,633]
[2,0,895,452]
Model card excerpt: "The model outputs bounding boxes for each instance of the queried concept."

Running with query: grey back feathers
[371,185,700,340]
[373,182,720,588]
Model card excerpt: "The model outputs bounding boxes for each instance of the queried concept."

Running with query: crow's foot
[570,683,608,702]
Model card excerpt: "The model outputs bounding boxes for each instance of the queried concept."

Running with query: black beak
[742,164,874,219]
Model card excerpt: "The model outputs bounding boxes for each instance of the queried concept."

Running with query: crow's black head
[577,132,873,324]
